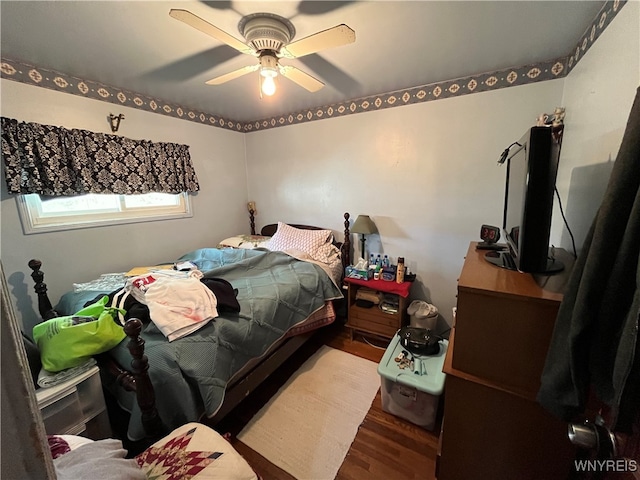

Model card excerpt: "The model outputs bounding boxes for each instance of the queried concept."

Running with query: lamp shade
[352,215,378,235]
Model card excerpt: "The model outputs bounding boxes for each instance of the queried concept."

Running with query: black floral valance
[1,117,200,196]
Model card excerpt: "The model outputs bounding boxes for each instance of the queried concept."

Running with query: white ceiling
[1,1,606,123]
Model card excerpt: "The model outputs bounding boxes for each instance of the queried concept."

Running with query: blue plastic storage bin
[377,333,447,429]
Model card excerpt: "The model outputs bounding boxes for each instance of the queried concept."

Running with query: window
[17,192,192,234]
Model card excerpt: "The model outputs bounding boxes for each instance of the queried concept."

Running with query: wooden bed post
[343,212,351,269]
[123,319,166,439]
[27,259,59,320]
[248,201,256,235]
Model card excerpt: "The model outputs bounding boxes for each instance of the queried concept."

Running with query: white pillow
[265,222,333,261]
[217,234,271,249]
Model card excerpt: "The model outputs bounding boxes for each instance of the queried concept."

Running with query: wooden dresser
[437,242,576,480]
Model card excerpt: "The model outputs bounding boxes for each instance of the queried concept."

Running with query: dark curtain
[1,117,200,195]
[537,86,640,430]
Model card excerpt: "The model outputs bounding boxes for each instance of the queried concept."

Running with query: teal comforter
[56,249,342,440]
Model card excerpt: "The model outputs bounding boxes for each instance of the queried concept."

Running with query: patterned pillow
[265,222,332,261]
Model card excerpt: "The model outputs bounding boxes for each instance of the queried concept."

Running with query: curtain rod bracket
[108,113,125,133]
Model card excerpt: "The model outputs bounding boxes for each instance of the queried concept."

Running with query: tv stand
[484,250,564,274]
[438,243,576,479]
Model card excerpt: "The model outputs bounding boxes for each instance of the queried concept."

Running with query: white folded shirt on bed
[126,273,218,342]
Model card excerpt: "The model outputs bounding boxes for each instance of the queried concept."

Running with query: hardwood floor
[216,322,441,480]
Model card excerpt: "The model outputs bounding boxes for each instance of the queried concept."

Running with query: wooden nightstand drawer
[347,317,397,338]
[350,305,399,327]
[345,279,411,340]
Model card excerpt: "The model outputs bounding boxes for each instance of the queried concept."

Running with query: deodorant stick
[396,257,405,283]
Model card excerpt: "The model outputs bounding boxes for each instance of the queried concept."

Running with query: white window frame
[16,192,193,234]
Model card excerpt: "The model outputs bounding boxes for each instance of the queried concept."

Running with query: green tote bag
[32,295,126,372]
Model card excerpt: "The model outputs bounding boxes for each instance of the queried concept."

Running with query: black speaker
[399,327,440,356]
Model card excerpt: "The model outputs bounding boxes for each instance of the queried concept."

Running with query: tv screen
[486,126,564,274]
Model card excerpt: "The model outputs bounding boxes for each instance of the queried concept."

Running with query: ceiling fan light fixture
[258,52,278,96]
[171,9,351,97]
[259,66,277,78]
[260,75,276,96]
[259,53,278,76]
[239,13,295,53]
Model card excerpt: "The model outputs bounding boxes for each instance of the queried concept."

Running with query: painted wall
[1,80,248,333]
[2,3,637,335]
[245,80,566,330]
[552,1,640,253]
[245,2,639,330]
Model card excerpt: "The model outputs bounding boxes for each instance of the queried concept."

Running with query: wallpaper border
[0,0,624,133]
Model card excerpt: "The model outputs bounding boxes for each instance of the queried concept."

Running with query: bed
[29,211,353,443]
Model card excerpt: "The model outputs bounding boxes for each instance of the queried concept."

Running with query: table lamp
[351,215,378,260]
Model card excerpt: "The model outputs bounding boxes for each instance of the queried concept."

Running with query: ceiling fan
[169,9,356,97]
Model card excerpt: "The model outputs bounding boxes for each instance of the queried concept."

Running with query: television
[485,126,564,274]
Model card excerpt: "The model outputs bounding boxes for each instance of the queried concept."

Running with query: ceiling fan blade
[280,24,355,59]
[205,65,259,85]
[169,9,255,56]
[279,66,324,92]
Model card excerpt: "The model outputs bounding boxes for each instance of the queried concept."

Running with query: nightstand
[345,277,412,341]
[36,365,112,440]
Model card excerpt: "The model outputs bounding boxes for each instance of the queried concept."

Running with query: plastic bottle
[375,254,382,268]
[396,257,405,283]
[369,254,375,268]
[383,255,390,268]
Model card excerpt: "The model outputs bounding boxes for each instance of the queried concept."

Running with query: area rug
[237,345,380,480]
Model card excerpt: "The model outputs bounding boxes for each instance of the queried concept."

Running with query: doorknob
[568,423,599,450]
[568,420,617,458]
